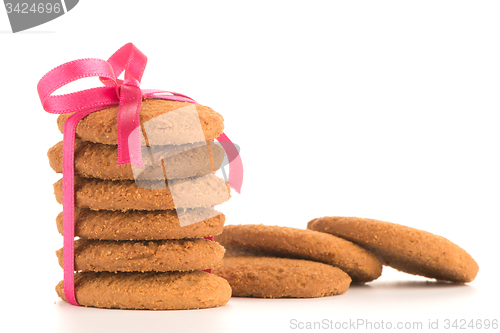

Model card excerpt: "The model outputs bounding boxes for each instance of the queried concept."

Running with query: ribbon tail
[216,132,243,194]
[116,85,144,166]
[62,109,102,306]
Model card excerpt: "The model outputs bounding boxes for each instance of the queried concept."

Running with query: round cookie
[57,99,224,146]
[213,256,351,298]
[56,271,231,310]
[215,224,382,283]
[56,208,225,240]
[48,140,226,181]
[56,238,224,272]
[53,174,230,211]
[307,216,479,283]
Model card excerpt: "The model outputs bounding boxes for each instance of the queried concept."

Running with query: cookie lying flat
[213,256,351,298]
[53,174,230,211]
[216,224,382,283]
[56,238,224,272]
[56,271,231,310]
[48,140,225,181]
[307,216,479,283]
[57,99,224,146]
[56,208,225,240]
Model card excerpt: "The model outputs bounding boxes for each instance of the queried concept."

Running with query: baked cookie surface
[307,216,479,283]
[53,174,230,211]
[56,271,231,310]
[57,99,224,145]
[216,224,382,283]
[56,238,225,272]
[48,140,225,181]
[213,256,351,298]
[56,208,225,240]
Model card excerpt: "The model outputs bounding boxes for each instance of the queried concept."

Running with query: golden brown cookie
[216,224,382,283]
[56,271,231,310]
[53,174,230,211]
[56,208,225,240]
[213,256,351,298]
[56,238,224,272]
[307,216,479,283]
[48,140,225,181]
[57,99,224,146]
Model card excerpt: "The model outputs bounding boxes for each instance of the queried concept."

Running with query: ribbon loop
[102,43,147,87]
[37,59,118,114]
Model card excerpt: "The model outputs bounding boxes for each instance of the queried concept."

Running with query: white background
[1,1,499,332]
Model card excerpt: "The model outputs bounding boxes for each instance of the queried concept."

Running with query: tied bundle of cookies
[38,44,241,310]
[47,98,234,310]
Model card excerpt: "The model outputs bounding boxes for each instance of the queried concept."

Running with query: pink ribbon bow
[37,43,243,306]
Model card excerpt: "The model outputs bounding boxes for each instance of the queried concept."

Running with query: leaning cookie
[57,99,224,146]
[56,208,225,240]
[216,224,382,283]
[56,271,231,310]
[213,256,351,298]
[307,216,479,283]
[48,140,225,181]
[53,174,230,211]
[56,238,225,272]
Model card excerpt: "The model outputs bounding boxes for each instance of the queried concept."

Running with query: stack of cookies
[48,99,233,310]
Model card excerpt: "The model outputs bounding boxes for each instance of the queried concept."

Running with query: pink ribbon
[37,43,243,306]
[217,133,243,194]
[204,236,215,274]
